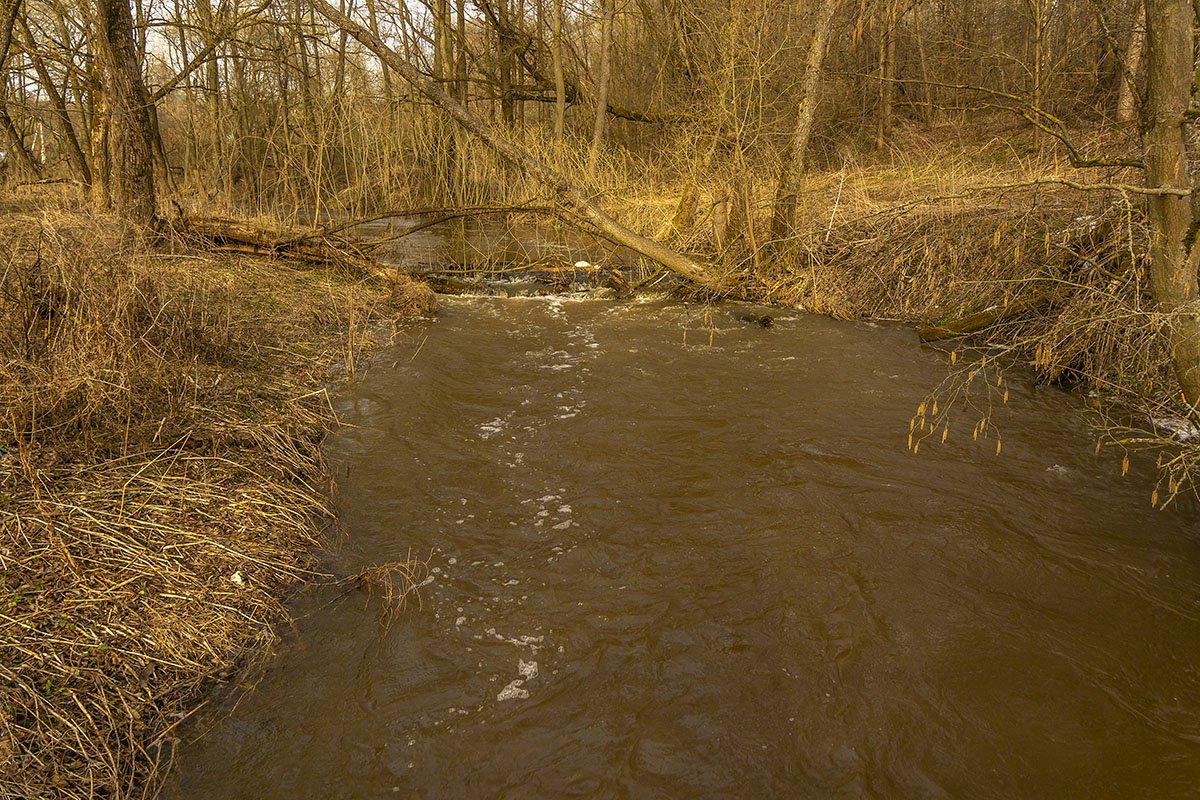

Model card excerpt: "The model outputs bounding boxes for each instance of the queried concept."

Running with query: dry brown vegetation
[0,187,434,798]
[4,0,1200,792]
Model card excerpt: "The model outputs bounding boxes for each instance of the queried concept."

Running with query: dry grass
[620,131,1194,502]
[0,195,434,799]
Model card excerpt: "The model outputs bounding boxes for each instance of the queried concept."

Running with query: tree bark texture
[92,0,156,226]
[1141,0,1200,410]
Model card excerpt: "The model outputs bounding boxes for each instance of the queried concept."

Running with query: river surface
[169,296,1200,799]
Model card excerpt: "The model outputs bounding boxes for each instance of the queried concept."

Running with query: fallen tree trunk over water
[918,288,1063,342]
[308,0,730,294]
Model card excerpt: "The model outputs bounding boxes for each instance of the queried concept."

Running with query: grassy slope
[0,190,434,799]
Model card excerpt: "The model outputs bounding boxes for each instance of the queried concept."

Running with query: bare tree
[1140,0,1200,409]
[90,0,156,225]
[770,0,838,241]
[587,0,614,175]
[310,0,727,289]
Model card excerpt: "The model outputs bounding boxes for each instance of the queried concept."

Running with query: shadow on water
[167,295,1200,799]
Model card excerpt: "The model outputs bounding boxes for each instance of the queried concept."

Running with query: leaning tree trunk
[92,0,156,227]
[1141,0,1200,410]
[309,0,727,291]
[769,0,838,241]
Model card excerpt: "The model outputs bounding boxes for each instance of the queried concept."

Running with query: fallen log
[307,0,731,294]
[170,214,438,314]
[918,288,1063,342]
[172,214,378,266]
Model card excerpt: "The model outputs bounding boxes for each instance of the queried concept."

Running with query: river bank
[0,188,434,799]
[1,143,1196,797]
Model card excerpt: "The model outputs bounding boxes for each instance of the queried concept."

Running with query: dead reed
[0,195,433,798]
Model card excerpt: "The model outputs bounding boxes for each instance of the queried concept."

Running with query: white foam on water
[478,412,515,440]
[1152,416,1200,442]
[496,680,529,701]
[485,628,545,650]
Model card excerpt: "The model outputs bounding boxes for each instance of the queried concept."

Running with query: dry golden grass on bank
[767,143,1192,504]
[608,133,1192,503]
[0,193,435,799]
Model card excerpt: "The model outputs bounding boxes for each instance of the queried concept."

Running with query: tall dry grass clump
[0,201,433,799]
[1,214,235,451]
[747,148,1192,503]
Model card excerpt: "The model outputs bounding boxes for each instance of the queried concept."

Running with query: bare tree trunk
[1141,0,1200,409]
[0,95,40,178]
[1117,0,1144,122]
[875,0,895,150]
[21,20,92,183]
[310,0,727,289]
[91,0,157,226]
[914,3,934,129]
[456,0,467,103]
[499,0,515,124]
[552,0,565,136]
[364,0,393,101]
[587,0,614,175]
[0,0,40,180]
[196,0,222,171]
[334,0,350,98]
[769,0,837,241]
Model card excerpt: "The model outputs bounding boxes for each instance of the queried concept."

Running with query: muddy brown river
[169,296,1200,798]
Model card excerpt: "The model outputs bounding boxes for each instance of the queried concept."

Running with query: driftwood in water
[308,0,729,294]
[918,289,1062,342]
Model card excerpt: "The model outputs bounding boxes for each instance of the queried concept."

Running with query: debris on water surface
[497,680,529,701]
[496,659,539,701]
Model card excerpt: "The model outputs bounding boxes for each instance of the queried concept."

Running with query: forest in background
[3,0,1191,415]
[4,0,1200,797]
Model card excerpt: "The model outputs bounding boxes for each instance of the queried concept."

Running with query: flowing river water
[169,295,1200,798]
